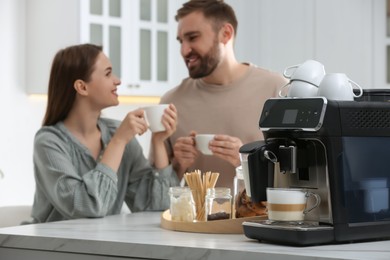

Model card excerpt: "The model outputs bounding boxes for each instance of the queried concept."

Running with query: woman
[30,44,179,223]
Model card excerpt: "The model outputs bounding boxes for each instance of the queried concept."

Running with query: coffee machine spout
[278,145,297,173]
[239,141,279,203]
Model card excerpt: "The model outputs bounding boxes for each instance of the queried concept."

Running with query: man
[160,0,287,188]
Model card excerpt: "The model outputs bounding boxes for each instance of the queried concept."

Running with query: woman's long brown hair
[42,44,102,126]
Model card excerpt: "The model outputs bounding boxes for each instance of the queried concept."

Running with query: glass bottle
[233,166,246,219]
[205,187,232,221]
[233,166,268,218]
[168,187,196,222]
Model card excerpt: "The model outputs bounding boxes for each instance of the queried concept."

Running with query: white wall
[0,0,39,206]
[229,0,379,89]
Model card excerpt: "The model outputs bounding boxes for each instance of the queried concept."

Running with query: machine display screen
[282,109,298,124]
[259,97,327,131]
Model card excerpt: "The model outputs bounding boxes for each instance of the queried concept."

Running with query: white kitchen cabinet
[80,0,186,97]
[26,0,186,96]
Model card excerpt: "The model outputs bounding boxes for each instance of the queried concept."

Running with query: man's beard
[186,38,221,79]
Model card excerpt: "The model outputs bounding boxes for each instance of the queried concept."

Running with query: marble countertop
[0,212,390,260]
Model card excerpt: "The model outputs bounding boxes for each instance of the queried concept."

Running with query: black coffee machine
[241,97,390,246]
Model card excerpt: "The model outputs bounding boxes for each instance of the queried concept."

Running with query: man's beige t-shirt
[160,64,288,188]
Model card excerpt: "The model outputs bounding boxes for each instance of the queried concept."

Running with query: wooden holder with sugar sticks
[184,170,219,221]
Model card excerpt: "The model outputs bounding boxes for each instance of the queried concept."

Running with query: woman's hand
[115,109,149,144]
[152,103,178,169]
[100,109,148,172]
[152,103,178,142]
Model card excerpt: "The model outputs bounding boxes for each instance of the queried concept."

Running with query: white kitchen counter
[0,212,389,260]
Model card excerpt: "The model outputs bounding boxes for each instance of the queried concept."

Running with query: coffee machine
[241,97,390,246]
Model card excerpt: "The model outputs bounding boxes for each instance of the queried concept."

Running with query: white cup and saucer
[266,187,321,226]
[195,134,215,155]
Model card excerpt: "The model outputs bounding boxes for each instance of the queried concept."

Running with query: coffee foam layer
[267,189,306,204]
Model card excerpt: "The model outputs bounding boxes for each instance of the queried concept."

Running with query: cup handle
[303,191,321,214]
[278,82,291,97]
[349,79,363,98]
[283,65,299,78]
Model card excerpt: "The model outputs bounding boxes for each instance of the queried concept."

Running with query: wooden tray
[160,210,267,234]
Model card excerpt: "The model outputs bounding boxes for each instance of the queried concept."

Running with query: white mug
[266,188,321,222]
[317,73,363,101]
[195,134,215,155]
[278,80,319,98]
[142,104,169,132]
[283,59,326,87]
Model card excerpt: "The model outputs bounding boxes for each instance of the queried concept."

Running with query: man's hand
[209,134,243,167]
